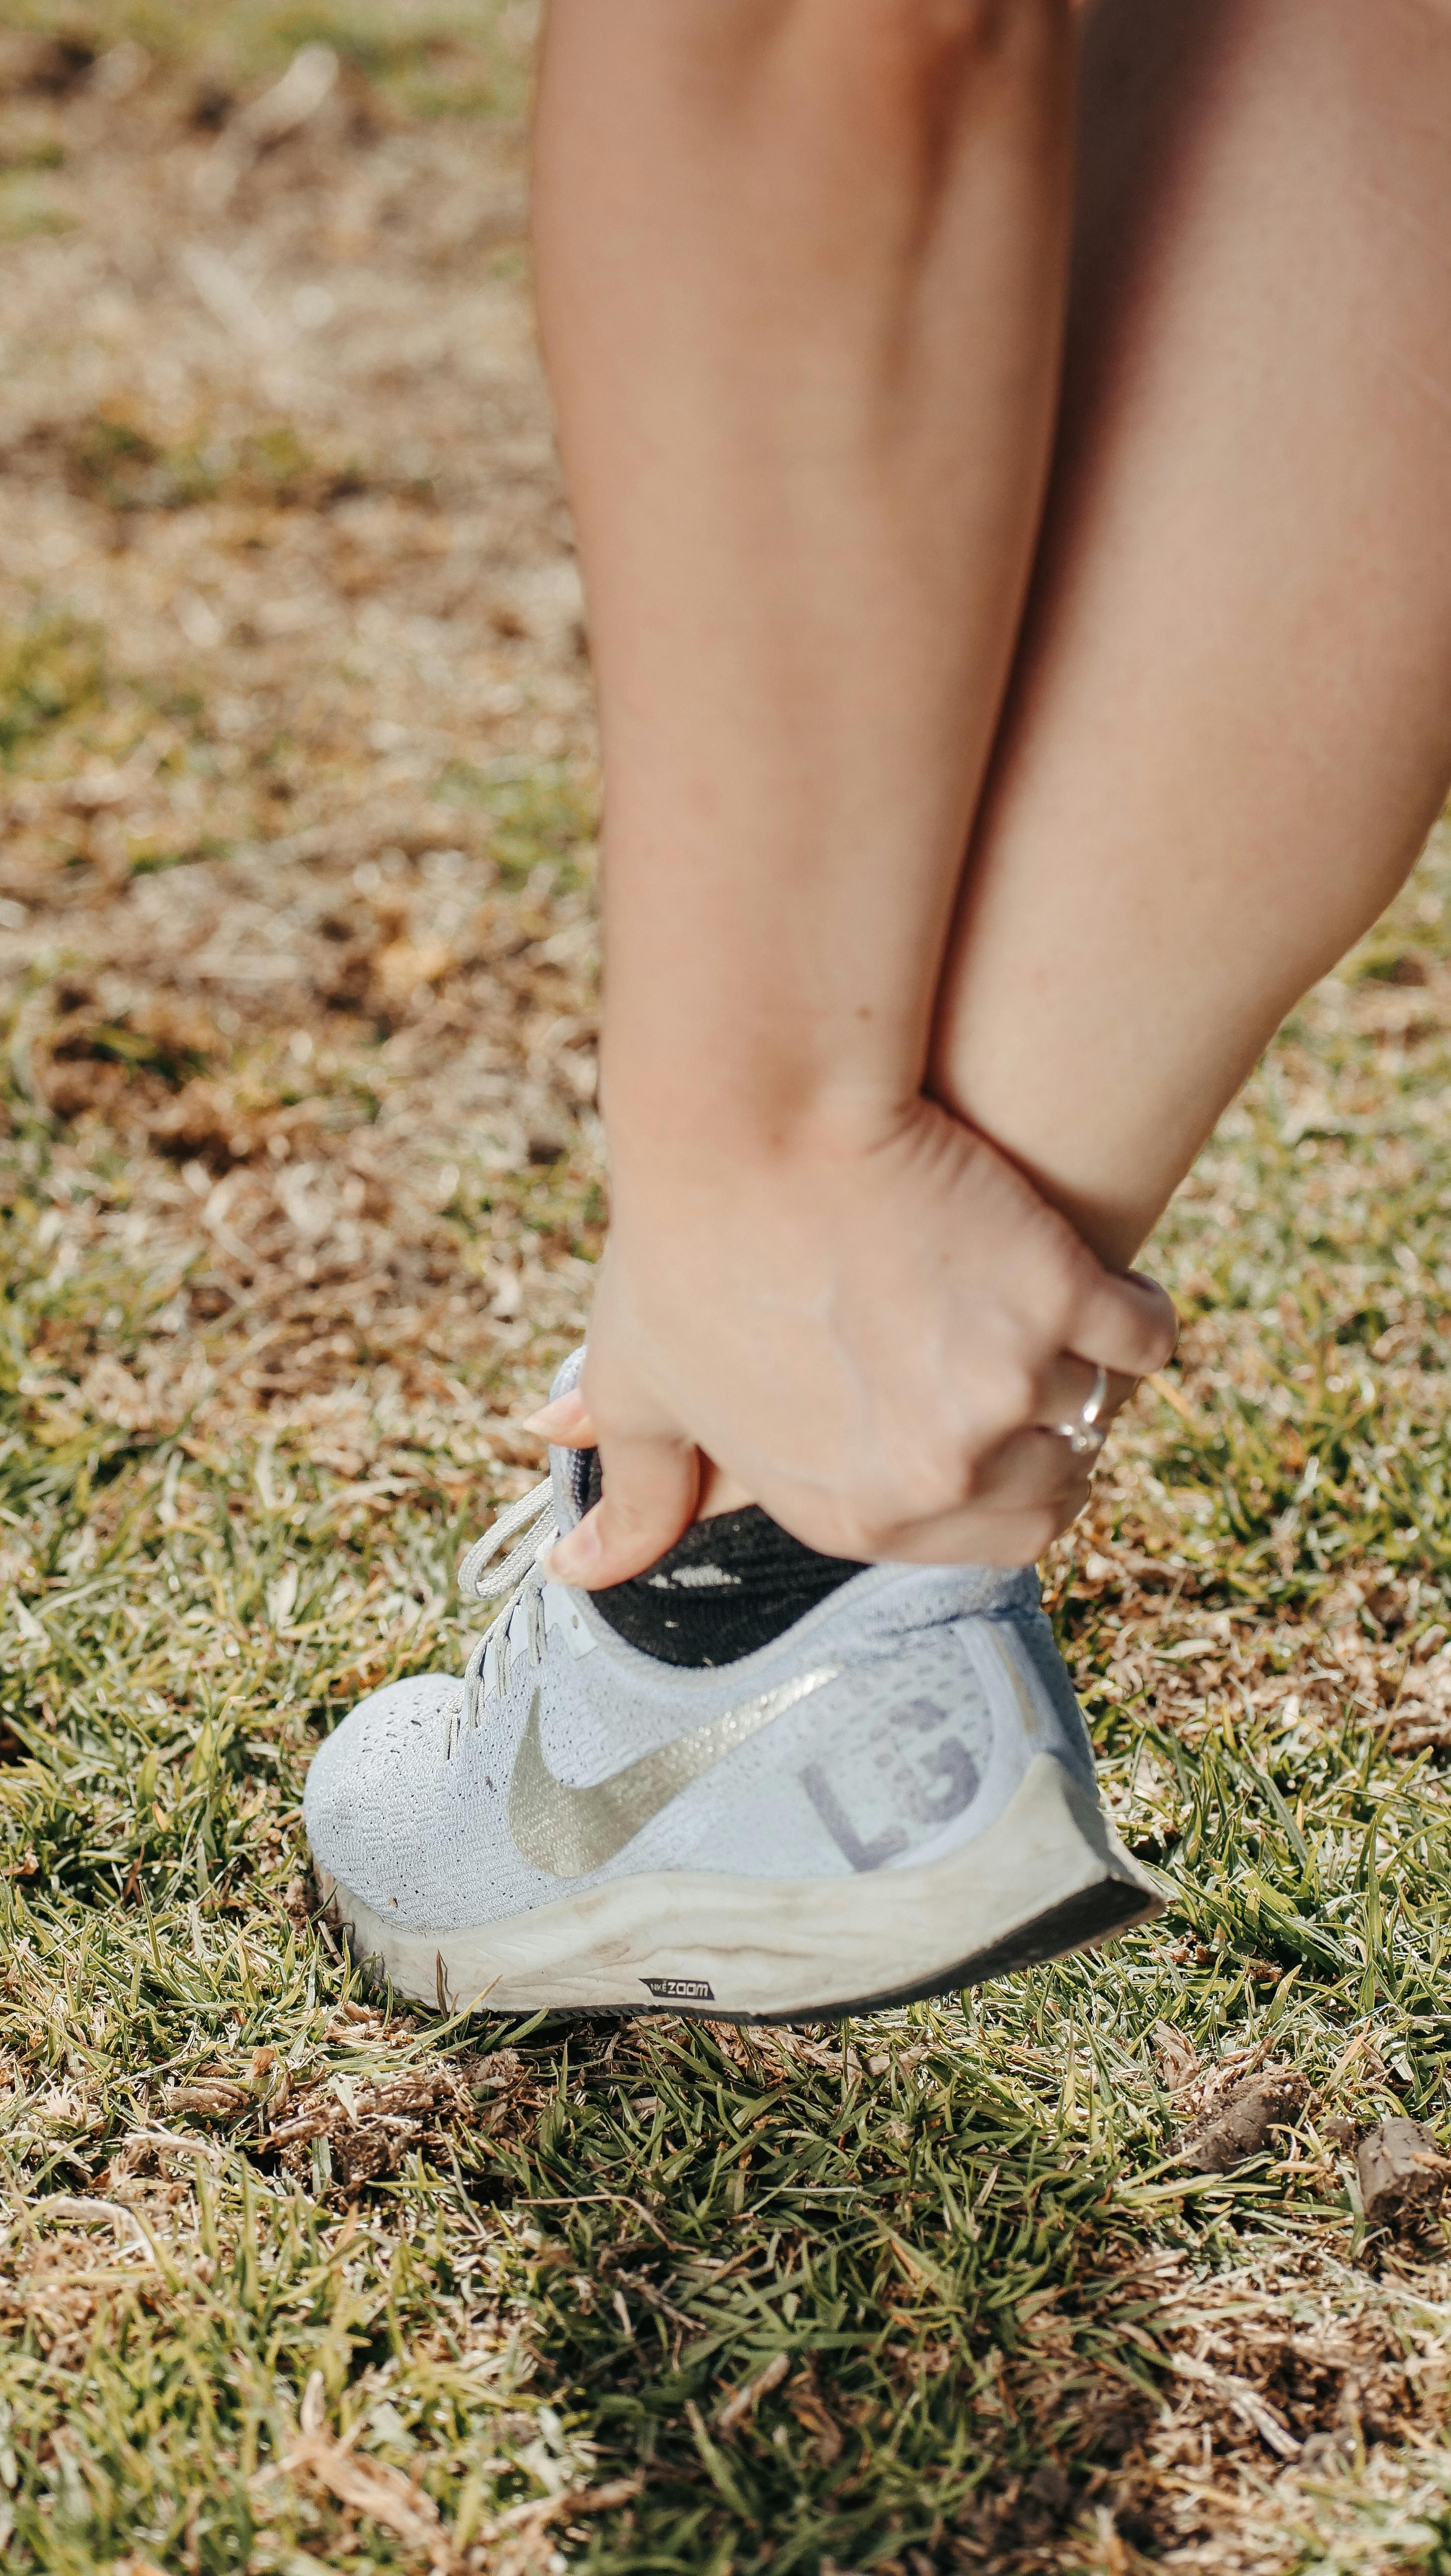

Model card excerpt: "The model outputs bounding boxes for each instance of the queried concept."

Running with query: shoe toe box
[304,1672,462,1913]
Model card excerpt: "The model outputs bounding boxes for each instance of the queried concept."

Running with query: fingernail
[521,1397,581,1437]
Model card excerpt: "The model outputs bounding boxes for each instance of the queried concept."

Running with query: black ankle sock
[577,1449,865,1668]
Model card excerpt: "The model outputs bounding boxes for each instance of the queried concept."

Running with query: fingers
[523,1388,598,1446]
[523,1382,714,1584]
[542,1425,701,1587]
[1033,1353,1134,1441]
[531,1337,1147,1582]
[878,1411,1109,1563]
[537,1352,1131,1580]
[887,1503,1076,1568]
[531,1354,1137,1492]
[528,1312,703,1587]
[529,1251,1173,1584]
[817,1413,1092,1566]
[936,1428,1089,1530]
[1068,1266,1179,1382]
[862,1357,1144,1562]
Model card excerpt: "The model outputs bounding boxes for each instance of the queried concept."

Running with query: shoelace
[453,1475,559,1743]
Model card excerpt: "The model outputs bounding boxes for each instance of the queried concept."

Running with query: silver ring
[1053,1362,1109,1457]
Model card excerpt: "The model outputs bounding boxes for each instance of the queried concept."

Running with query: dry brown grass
[6,14,1451,2576]
[1,0,600,1509]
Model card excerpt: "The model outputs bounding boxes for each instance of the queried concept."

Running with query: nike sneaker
[304,1357,1162,2023]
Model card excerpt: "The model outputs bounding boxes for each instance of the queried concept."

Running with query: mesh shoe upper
[304,1357,1100,1935]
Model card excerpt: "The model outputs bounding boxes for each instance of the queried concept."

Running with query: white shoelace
[453,1476,559,1742]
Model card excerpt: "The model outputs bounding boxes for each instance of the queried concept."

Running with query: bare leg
[532,0,1174,1580]
[934,0,1451,1268]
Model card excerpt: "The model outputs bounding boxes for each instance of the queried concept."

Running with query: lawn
[4,9,1451,2572]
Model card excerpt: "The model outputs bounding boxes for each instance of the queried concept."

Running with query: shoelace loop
[454,1476,559,1747]
[457,1477,556,1605]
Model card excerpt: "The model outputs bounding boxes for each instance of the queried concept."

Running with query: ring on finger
[1052,1361,1109,1458]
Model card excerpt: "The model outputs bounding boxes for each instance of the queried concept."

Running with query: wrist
[601,1046,918,1180]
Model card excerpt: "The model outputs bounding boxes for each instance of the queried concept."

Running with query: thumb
[541,1427,700,1589]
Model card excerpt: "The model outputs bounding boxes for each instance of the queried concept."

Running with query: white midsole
[318,1753,1163,2022]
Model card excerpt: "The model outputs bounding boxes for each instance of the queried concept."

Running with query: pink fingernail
[523,1395,592,1440]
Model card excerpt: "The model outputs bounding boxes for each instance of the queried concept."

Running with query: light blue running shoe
[305,1357,1161,2023]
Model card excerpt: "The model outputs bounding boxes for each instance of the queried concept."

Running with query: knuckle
[957,1422,1024,1502]
[995,1358,1039,1422]
[1042,1240,1090,1325]
[953,1445,992,1505]
[962,1359,1036,1444]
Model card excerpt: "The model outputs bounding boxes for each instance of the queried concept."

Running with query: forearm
[532,0,1077,1164]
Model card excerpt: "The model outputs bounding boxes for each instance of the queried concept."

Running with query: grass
[433,762,600,898]
[0,615,108,767]
[7,871,1451,2576]
[6,1,1451,2567]
[0,0,535,118]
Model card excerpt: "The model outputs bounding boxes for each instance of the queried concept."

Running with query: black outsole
[669,1869,1159,2027]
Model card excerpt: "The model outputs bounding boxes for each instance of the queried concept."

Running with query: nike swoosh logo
[508,1668,840,1880]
